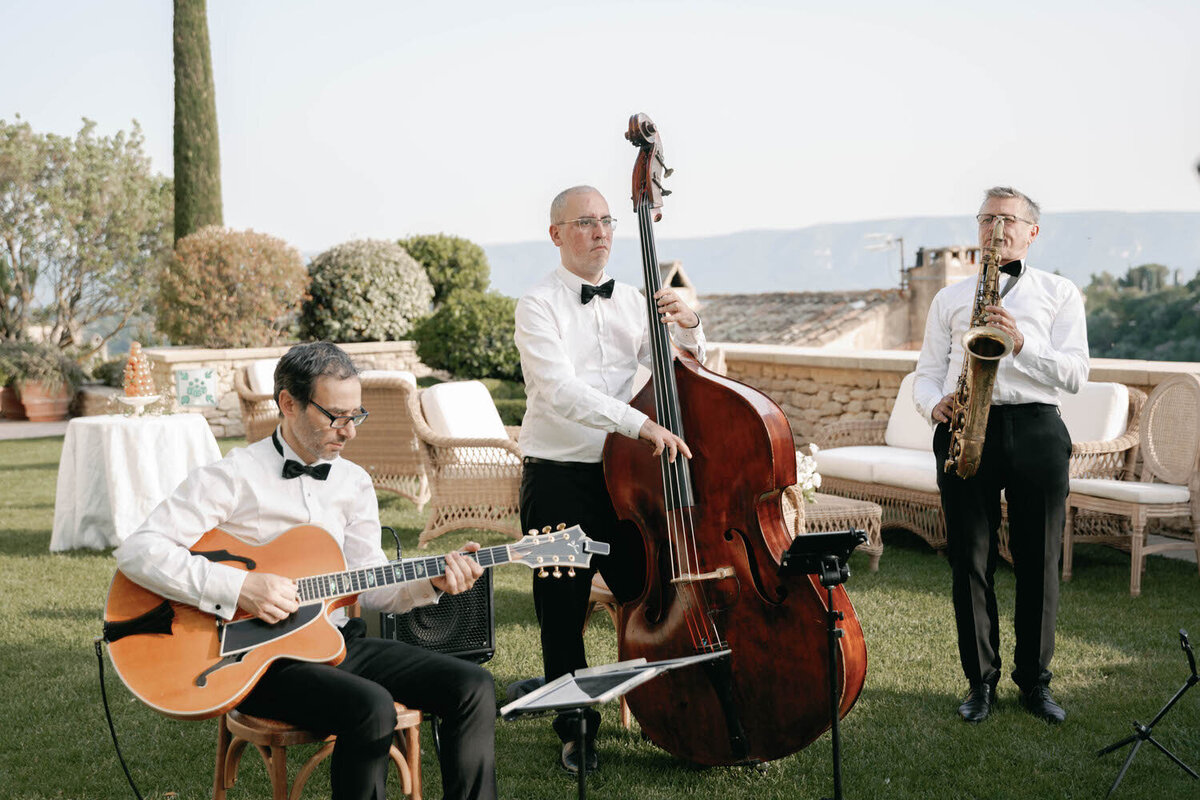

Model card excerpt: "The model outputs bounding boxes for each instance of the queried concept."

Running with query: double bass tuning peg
[663,167,674,178]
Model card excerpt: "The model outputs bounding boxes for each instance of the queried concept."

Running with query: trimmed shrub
[158,227,308,348]
[400,234,490,306]
[410,290,521,381]
[301,239,434,343]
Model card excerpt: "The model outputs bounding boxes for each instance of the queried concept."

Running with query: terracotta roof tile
[698,289,903,346]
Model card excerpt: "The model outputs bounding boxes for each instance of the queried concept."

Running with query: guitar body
[103,525,354,720]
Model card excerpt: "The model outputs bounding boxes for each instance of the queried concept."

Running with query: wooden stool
[584,574,631,729]
[212,701,423,800]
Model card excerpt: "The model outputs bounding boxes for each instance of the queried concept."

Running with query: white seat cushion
[872,449,940,493]
[359,369,417,386]
[420,381,509,440]
[884,373,934,451]
[813,446,881,484]
[246,358,280,396]
[1059,382,1129,443]
[1070,478,1190,505]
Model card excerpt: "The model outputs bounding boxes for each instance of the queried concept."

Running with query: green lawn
[1,435,1198,799]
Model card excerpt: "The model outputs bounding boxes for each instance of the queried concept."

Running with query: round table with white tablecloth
[50,413,222,551]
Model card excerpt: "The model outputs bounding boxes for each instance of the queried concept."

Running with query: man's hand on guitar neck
[432,542,484,595]
[238,572,300,624]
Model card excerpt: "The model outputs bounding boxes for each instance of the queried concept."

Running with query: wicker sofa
[813,372,1145,560]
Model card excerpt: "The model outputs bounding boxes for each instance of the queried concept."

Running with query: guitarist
[114,342,497,800]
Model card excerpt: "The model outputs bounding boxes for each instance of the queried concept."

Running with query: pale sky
[3,0,1199,254]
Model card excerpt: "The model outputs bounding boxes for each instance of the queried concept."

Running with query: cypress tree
[173,0,223,241]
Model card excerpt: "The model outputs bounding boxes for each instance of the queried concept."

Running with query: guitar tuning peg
[541,526,552,534]
[661,189,673,196]
[538,568,549,578]
[567,567,576,578]
[556,523,566,531]
[527,528,538,536]
[664,168,674,178]
[552,567,562,578]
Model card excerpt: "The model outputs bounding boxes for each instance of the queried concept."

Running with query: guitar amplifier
[367,568,495,664]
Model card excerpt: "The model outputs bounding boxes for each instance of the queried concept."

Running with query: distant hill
[483,211,1200,298]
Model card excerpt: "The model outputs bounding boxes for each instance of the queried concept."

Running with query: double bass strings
[637,198,722,651]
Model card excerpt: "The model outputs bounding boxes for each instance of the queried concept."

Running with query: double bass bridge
[671,566,735,585]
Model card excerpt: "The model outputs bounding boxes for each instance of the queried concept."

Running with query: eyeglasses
[309,399,369,429]
[976,213,1035,227]
[554,216,618,231]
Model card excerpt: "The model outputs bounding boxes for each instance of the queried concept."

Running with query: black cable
[95,639,145,800]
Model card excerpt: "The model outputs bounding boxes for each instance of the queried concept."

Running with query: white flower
[795,442,822,504]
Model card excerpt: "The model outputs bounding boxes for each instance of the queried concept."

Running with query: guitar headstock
[626,112,672,222]
[510,524,611,578]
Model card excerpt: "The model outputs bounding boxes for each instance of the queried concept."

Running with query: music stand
[1098,629,1198,797]
[779,528,866,800]
[500,651,730,800]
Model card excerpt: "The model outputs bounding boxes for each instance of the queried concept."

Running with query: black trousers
[237,623,497,800]
[518,458,645,744]
[934,403,1071,692]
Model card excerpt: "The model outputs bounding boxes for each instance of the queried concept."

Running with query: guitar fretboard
[297,545,511,603]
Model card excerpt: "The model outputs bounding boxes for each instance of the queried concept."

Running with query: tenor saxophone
[944,218,1014,478]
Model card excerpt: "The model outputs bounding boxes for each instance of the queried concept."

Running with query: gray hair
[274,341,358,407]
[550,185,601,224]
[982,186,1041,224]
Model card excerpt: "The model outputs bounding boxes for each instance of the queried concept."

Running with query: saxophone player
[913,187,1089,724]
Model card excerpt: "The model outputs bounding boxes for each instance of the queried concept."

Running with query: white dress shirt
[515,266,706,462]
[114,430,439,622]
[913,263,1090,423]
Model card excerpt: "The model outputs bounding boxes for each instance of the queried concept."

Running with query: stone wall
[716,343,1200,449]
[125,341,426,438]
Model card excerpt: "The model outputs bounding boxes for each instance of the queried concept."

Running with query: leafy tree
[158,227,309,347]
[173,0,223,241]
[300,239,434,342]
[410,289,521,381]
[0,116,172,353]
[400,233,490,306]
[1085,264,1200,361]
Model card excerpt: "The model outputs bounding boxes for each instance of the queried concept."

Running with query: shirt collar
[271,427,335,470]
[555,266,610,294]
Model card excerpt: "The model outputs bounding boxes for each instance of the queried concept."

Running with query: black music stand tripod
[1098,628,1198,797]
[779,528,866,800]
[499,651,730,800]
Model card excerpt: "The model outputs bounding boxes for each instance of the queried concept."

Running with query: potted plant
[0,342,85,422]
[0,349,19,420]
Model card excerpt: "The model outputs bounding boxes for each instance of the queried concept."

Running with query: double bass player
[514,184,706,774]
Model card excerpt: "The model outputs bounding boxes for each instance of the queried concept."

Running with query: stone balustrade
[714,343,1200,449]
[74,339,1200,445]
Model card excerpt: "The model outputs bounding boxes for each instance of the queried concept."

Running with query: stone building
[698,245,983,351]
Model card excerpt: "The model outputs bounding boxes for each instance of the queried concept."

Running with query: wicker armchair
[407,381,523,547]
[1064,373,1200,596]
[233,365,279,444]
[341,372,430,512]
[816,378,1146,562]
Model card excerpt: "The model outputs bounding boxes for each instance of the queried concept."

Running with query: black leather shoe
[560,741,598,775]
[957,683,995,722]
[1019,685,1066,724]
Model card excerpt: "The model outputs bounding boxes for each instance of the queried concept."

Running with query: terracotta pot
[17,380,72,422]
[0,384,26,420]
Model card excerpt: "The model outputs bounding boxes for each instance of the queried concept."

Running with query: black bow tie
[282,459,331,480]
[1000,260,1022,276]
[272,430,330,480]
[580,279,615,304]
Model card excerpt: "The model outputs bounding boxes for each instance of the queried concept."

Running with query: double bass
[602,114,867,766]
